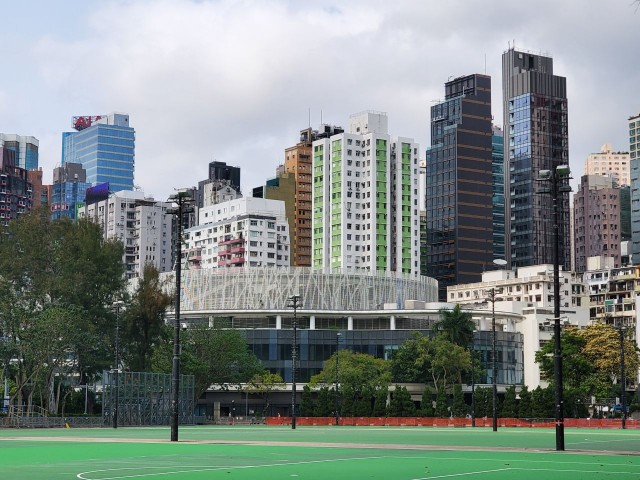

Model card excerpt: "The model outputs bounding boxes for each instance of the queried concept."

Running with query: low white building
[78,190,173,279]
[184,197,290,269]
[448,265,591,389]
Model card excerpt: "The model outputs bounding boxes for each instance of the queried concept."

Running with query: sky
[1,0,639,200]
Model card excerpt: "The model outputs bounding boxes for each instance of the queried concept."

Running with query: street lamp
[111,300,124,429]
[470,332,476,428]
[335,332,342,426]
[167,189,194,442]
[538,165,571,451]
[287,294,302,430]
[616,324,627,430]
[488,287,498,432]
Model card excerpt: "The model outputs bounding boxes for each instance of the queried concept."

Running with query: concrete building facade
[629,114,640,263]
[183,197,291,270]
[574,175,623,273]
[78,190,173,279]
[312,111,420,276]
[585,144,630,187]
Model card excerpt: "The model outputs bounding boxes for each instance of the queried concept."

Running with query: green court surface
[1,426,639,479]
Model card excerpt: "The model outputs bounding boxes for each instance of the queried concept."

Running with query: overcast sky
[1,0,639,200]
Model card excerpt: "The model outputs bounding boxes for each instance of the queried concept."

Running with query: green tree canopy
[434,304,475,347]
[310,350,391,396]
[152,325,264,399]
[122,264,173,371]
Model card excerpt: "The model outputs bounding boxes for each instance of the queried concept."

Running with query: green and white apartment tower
[312,111,420,276]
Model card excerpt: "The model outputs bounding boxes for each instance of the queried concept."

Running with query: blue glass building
[62,113,135,192]
[492,125,505,261]
[502,49,569,270]
[51,163,90,221]
[0,134,39,170]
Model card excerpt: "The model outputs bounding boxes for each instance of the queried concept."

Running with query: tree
[518,385,532,419]
[535,329,593,394]
[501,385,517,418]
[451,384,466,417]
[0,211,126,390]
[391,333,471,392]
[580,323,639,386]
[310,350,391,400]
[389,386,416,417]
[372,389,388,417]
[315,387,334,417]
[152,325,263,399]
[419,386,434,417]
[248,371,285,416]
[300,385,315,417]
[531,386,554,418]
[434,387,449,417]
[434,304,475,348]
[474,387,491,418]
[122,264,172,371]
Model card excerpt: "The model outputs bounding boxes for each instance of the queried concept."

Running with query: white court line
[411,468,511,479]
[77,455,387,480]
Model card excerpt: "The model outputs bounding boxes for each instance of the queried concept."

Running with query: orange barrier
[265,416,639,429]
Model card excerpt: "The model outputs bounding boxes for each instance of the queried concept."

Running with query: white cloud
[3,0,639,199]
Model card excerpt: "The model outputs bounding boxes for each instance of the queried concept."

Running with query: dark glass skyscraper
[426,74,493,300]
[502,49,569,270]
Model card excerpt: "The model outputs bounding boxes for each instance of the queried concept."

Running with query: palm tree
[433,304,475,347]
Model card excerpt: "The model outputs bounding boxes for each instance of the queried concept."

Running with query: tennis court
[1,425,639,479]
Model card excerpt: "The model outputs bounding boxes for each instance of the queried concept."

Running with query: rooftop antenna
[308,107,311,128]
[320,109,323,125]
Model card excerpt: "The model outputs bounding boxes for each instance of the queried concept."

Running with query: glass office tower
[62,113,135,192]
[502,49,569,270]
[425,74,493,300]
[492,125,505,261]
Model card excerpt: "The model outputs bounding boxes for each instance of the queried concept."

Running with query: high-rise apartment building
[585,144,630,186]
[282,126,344,267]
[183,197,290,269]
[629,113,640,262]
[312,111,420,275]
[502,48,570,270]
[62,113,135,192]
[51,163,91,221]
[425,74,493,300]
[0,134,39,170]
[78,190,173,279]
[573,175,622,273]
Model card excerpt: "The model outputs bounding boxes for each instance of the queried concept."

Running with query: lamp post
[111,300,124,429]
[538,165,571,451]
[617,325,627,430]
[287,294,301,430]
[335,332,341,426]
[167,189,193,442]
[488,287,498,432]
[470,333,475,428]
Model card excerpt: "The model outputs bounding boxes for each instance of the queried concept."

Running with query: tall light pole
[167,189,193,442]
[111,300,124,429]
[538,165,571,451]
[488,287,498,432]
[470,333,475,428]
[617,325,627,430]
[335,332,341,426]
[287,294,301,430]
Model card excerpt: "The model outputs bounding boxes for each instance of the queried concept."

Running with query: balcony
[219,236,245,246]
[229,246,245,254]
[229,257,245,265]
